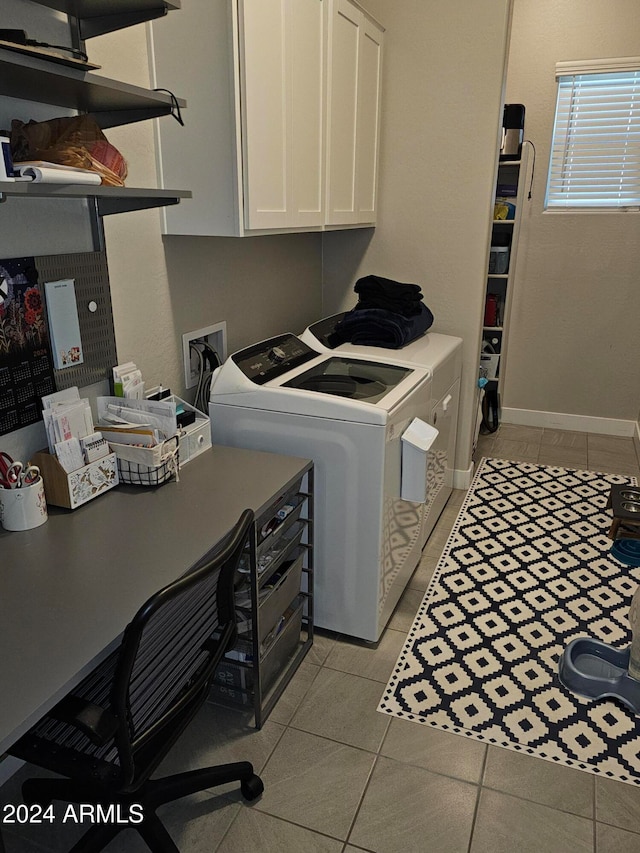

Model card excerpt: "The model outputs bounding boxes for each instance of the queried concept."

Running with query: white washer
[301,315,463,546]
[209,334,437,641]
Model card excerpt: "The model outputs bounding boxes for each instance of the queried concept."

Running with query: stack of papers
[96,397,178,449]
[42,387,93,453]
[41,386,110,472]
[13,160,102,185]
[112,362,145,399]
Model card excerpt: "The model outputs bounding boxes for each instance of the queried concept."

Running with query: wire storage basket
[112,435,179,486]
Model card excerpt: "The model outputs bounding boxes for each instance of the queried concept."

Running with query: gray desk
[0,446,310,755]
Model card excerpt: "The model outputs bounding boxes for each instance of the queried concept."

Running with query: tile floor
[2,425,640,852]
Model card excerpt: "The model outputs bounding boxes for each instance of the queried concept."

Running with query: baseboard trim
[501,407,636,438]
[453,464,473,490]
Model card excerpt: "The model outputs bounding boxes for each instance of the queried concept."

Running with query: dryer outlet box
[182,322,227,389]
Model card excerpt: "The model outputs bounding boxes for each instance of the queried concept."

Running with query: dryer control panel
[232,334,319,385]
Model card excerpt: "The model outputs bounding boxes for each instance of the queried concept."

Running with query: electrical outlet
[182,322,227,390]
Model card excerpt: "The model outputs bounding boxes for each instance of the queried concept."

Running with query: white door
[239,0,325,230]
[325,0,383,226]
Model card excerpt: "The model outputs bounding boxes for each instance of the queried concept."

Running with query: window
[546,57,640,210]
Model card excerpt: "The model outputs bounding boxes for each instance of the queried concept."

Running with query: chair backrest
[112,508,254,785]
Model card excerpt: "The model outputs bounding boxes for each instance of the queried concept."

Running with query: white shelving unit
[481,144,530,399]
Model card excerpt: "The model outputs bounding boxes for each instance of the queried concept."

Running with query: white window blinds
[546,57,640,209]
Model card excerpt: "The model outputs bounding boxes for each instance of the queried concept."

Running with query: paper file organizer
[33,449,119,509]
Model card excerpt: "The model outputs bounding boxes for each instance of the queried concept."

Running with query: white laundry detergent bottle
[628,585,640,681]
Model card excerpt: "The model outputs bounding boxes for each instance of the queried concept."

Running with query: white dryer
[209,334,437,642]
[301,315,463,546]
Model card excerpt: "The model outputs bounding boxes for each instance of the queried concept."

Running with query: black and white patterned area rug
[378,457,640,785]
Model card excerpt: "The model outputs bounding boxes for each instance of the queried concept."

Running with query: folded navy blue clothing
[354,296,422,317]
[354,275,422,299]
[328,302,434,349]
[354,275,424,317]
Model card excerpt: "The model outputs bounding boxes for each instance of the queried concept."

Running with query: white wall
[322,0,512,475]
[502,0,640,432]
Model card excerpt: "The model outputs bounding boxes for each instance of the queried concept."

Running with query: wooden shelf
[29,0,180,39]
[0,180,191,216]
[0,46,184,128]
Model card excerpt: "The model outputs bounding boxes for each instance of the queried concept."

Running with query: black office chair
[9,509,262,853]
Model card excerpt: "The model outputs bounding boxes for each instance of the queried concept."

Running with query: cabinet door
[355,14,383,222]
[325,0,359,224]
[240,0,325,231]
[289,0,326,227]
[325,0,383,226]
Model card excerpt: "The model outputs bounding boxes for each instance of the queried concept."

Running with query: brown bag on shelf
[9,115,128,187]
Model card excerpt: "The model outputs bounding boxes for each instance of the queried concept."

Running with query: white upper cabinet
[326,0,383,226]
[150,0,382,236]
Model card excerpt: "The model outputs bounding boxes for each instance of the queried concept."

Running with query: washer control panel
[232,334,319,385]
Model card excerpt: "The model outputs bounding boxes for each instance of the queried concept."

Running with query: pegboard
[36,251,118,391]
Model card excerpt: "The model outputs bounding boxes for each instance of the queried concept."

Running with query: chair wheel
[241,774,264,801]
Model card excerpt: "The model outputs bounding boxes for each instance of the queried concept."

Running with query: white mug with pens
[0,452,48,531]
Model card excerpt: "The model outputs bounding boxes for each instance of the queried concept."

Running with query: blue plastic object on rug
[558,638,640,715]
[611,539,640,567]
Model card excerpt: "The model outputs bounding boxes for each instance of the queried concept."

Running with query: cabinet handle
[442,394,453,412]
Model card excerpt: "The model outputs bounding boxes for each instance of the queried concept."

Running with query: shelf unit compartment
[0,47,185,128]
[483,285,505,330]
[213,598,304,701]
[259,598,305,692]
[256,521,306,589]
[29,0,180,39]
[234,544,305,640]
[490,220,515,232]
[257,550,305,645]
[256,474,306,527]
[256,492,306,554]
[210,667,253,708]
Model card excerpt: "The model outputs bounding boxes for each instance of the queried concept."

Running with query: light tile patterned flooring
[2,426,640,852]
